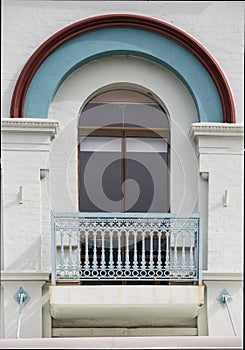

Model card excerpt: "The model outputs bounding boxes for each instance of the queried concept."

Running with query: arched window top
[79,89,170,130]
[89,89,154,103]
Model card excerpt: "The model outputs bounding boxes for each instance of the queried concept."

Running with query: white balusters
[133,232,138,271]
[59,231,65,273]
[173,231,178,271]
[92,230,98,271]
[189,231,194,272]
[124,231,130,272]
[141,231,146,271]
[181,231,186,269]
[84,231,89,271]
[100,232,106,271]
[108,230,114,271]
[164,231,170,271]
[149,232,154,272]
[68,232,73,273]
[116,231,122,272]
[53,214,200,283]
[76,230,81,275]
[157,231,162,271]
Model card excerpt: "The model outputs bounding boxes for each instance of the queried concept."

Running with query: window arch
[10,14,235,123]
[78,89,170,213]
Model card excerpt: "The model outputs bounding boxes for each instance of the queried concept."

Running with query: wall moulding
[0,271,50,281]
[1,118,59,139]
[189,123,244,141]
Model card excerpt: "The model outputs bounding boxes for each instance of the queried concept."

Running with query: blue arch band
[24,27,223,122]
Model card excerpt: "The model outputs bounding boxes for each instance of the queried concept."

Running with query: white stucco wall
[190,123,244,272]
[1,119,59,270]
[1,0,244,340]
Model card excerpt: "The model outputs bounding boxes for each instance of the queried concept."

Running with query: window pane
[80,137,122,212]
[125,138,169,213]
[79,103,124,127]
[79,102,168,128]
[123,103,169,129]
[80,137,121,152]
[126,138,167,152]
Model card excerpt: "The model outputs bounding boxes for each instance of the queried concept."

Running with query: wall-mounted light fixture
[200,172,209,181]
[40,169,49,179]
[19,186,23,204]
[217,289,238,336]
[13,287,31,339]
[223,189,229,207]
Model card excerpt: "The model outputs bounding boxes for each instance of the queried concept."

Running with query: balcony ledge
[50,285,204,321]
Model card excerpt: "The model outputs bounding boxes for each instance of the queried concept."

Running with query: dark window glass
[78,89,170,213]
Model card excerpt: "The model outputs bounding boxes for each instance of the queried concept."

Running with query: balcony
[50,212,204,331]
[51,212,202,285]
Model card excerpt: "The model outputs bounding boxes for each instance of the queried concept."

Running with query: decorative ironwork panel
[51,212,201,285]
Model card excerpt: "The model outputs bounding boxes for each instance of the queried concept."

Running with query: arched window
[78,89,170,213]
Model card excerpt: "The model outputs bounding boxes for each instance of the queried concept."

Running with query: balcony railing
[51,212,202,285]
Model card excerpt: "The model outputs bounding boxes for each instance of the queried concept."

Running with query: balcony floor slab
[50,285,204,324]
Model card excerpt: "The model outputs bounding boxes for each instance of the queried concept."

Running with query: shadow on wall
[7,237,41,271]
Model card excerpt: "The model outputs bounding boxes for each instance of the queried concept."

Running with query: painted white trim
[202,271,243,281]
[0,336,242,349]
[190,122,244,140]
[1,118,59,139]
[0,271,50,281]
